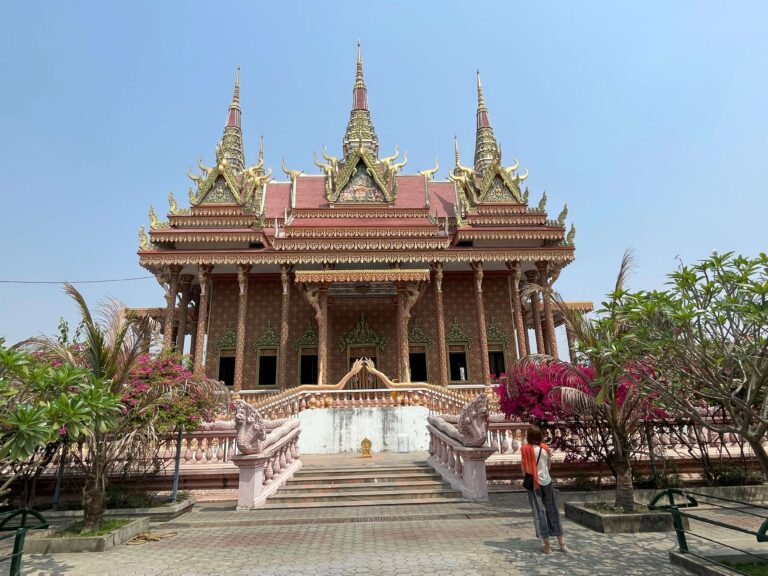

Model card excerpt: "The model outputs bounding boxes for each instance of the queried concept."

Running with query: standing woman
[521,425,567,554]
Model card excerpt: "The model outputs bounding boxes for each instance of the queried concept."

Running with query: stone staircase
[261,460,466,509]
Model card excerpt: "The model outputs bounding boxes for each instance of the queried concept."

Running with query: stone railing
[426,419,495,501]
[231,417,302,510]
[240,385,475,419]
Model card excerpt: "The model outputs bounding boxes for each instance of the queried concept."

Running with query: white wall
[297,406,430,454]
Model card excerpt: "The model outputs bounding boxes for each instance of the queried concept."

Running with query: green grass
[59,518,133,537]
[720,560,768,575]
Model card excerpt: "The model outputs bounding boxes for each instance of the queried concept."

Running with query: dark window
[409,347,428,382]
[258,349,278,386]
[218,355,235,387]
[300,351,318,384]
[488,350,506,379]
[448,347,468,381]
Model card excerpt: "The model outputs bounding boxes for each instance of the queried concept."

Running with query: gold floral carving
[292,208,430,219]
[284,227,437,239]
[337,315,387,351]
[273,239,451,251]
[294,269,431,284]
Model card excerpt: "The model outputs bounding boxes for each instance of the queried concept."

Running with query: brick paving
[21,495,692,576]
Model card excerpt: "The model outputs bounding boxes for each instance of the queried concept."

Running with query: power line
[0,276,155,285]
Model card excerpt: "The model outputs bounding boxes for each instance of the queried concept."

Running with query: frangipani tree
[620,252,768,478]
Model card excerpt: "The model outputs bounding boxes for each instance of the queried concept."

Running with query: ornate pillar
[140,315,151,355]
[279,265,293,390]
[506,261,528,358]
[396,282,409,381]
[162,265,183,351]
[317,284,329,386]
[565,323,577,364]
[189,286,201,365]
[471,262,491,385]
[193,265,213,377]
[432,263,448,387]
[537,261,559,359]
[234,264,251,391]
[525,271,546,354]
[174,274,194,354]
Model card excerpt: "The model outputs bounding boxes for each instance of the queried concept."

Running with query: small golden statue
[361,437,372,458]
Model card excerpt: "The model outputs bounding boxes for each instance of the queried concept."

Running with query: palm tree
[515,251,650,511]
[24,284,225,530]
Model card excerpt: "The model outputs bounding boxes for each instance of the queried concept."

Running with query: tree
[620,252,768,479]
[0,339,104,506]
[511,251,661,511]
[23,284,226,531]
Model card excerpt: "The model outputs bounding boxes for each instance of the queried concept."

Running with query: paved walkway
[22,494,691,576]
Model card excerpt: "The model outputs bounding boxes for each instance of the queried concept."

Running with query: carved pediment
[328,148,395,204]
[338,315,387,351]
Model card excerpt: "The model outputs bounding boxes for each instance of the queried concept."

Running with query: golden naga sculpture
[567,223,576,245]
[187,167,204,186]
[168,191,178,214]
[322,146,339,168]
[537,191,548,211]
[148,206,159,228]
[138,225,149,250]
[313,152,334,177]
[523,187,530,204]
[380,145,399,167]
[390,152,408,174]
[281,158,303,180]
[197,157,212,178]
[557,203,568,226]
[419,159,439,180]
[505,158,519,173]
[516,168,529,182]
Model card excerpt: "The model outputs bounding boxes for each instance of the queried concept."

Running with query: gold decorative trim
[456,230,563,241]
[167,217,260,227]
[292,208,430,219]
[139,248,576,267]
[466,215,548,226]
[284,227,437,239]
[294,269,431,284]
[150,230,266,243]
[273,239,451,251]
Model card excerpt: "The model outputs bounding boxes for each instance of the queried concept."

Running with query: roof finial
[258,135,264,164]
[476,70,486,110]
[454,136,460,167]
[355,40,365,91]
[233,67,240,104]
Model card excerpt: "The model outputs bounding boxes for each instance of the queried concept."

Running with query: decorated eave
[294,269,431,284]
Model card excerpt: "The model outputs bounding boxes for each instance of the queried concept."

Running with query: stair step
[260,496,469,510]
[293,465,432,476]
[279,480,447,493]
[290,472,441,484]
[267,488,461,504]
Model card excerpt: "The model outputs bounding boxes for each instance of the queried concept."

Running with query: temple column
[189,286,201,365]
[174,274,194,354]
[471,262,491,385]
[537,261,559,359]
[506,261,528,358]
[317,284,329,386]
[279,265,293,390]
[397,282,410,381]
[565,324,577,364]
[140,315,151,355]
[525,271,546,354]
[432,263,448,387]
[193,265,213,377]
[162,265,182,352]
[234,265,251,391]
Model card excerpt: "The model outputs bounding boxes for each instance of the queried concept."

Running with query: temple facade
[135,46,590,391]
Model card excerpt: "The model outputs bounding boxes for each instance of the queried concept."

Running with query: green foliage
[711,464,764,487]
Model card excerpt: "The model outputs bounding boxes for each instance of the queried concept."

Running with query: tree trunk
[614,460,635,512]
[746,436,768,480]
[81,474,106,532]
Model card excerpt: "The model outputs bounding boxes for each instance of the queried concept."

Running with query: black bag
[523,446,542,491]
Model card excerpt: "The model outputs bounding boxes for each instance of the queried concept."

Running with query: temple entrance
[348,346,377,369]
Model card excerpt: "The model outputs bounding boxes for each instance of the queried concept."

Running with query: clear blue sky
[1,2,766,344]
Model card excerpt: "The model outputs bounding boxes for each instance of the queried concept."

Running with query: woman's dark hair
[526,425,543,445]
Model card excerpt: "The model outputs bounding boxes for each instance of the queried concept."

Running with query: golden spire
[476,70,486,111]
[221,67,245,171]
[343,41,377,156]
[233,67,240,107]
[355,40,365,91]
[258,135,264,164]
[454,136,460,167]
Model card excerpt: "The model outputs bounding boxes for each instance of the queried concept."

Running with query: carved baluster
[205,438,213,462]
[447,446,455,471]
[501,431,509,454]
[264,457,274,484]
[184,439,193,463]
[454,452,463,476]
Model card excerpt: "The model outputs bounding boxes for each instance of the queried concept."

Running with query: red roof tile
[263,182,291,219]
[294,176,328,209]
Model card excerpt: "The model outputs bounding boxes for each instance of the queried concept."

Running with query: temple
[135,46,591,393]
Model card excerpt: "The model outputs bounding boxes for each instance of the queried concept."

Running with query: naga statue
[234,400,267,455]
[457,393,490,447]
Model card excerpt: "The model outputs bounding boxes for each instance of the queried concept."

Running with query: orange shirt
[521,442,551,490]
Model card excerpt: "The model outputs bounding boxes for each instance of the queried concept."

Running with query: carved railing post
[432,263,449,386]
[193,265,213,376]
[279,265,293,390]
[234,264,251,391]
[471,262,491,385]
[162,265,183,351]
[175,274,194,354]
[525,271,545,354]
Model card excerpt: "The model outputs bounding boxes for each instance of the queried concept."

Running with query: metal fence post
[671,509,688,552]
[9,527,26,576]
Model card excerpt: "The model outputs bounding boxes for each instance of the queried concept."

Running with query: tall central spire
[473,71,499,174]
[220,67,245,172]
[343,42,378,157]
